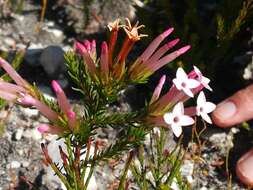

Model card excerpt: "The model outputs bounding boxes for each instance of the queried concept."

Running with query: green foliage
[130,128,190,190]
[136,0,253,73]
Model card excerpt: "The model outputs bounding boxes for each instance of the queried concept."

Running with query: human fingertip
[236,148,253,186]
[212,101,237,127]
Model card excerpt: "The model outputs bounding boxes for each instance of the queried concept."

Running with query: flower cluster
[0,57,77,135]
[147,66,216,137]
[0,18,215,139]
[74,18,190,85]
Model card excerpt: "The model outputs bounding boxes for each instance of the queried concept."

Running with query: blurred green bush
[136,0,253,76]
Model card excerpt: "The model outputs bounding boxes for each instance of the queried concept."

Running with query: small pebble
[22,108,39,118]
[14,128,23,141]
[31,128,42,140]
[4,37,15,47]
[7,161,21,169]
[21,161,30,168]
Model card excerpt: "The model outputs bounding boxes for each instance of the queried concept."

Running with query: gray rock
[39,45,66,78]
[24,48,43,66]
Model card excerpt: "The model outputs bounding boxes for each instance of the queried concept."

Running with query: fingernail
[214,101,236,120]
[236,148,253,186]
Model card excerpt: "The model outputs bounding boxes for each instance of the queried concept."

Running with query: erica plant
[0,18,215,189]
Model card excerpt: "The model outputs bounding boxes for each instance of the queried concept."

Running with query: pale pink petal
[202,77,212,91]
[84,40,91,52]
[19,95,59,122]
[171,123,182,137]
[203,102,216,113]
[197,91,206,106]
[163,112,174,124]
[51,80,71,115]
[148,46,190,72]
[37,124,50,133]
[37,124,64,134]
[0,90,17,101]
[0,81,26,93]
[186,79,200,89]
[139,27,174,61]
[150,75,166,104]
[183,87,194,97]
[74,41,86,55]
[173,102,184,115]
[146,38,180,64]
[67,109,76,130]
[0,57,29,88]
[193,66,212,91]
[179,115,194,126]
[172,78,183,90]
[100,41,109,78]
[201,113,212,124]
[176,68,188,80]
[193,65,201,75]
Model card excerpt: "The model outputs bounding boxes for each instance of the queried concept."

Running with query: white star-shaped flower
[193,66,212,91]
[196,91,216,124]
[163,102,194,137]
[173,67,200,97]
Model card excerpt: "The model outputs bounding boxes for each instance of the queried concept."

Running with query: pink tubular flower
[67,109,77,130]
[51,80,71,115]
[150,75,166,104]
[0,57,29,88]
[149,67,208,115]
[139,27,174,62]
[51,80,77,130]
[144,38,180,66]
[91,39,97,59]
[74,41,86,55]
[147,45,191,72]
[129,27,191,81]
[163,102,194,137]
[74,41,96,76]
[37,124,64,135]
[100,41,109,81]
[108,19,121,67]
[18,95,59,122]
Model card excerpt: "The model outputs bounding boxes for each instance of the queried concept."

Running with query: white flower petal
[201,113,212,124]
[193,65,201,75]
[173,78,183,90]
[171,124,182,137]
[176,67,188,80]
[163,112,174,124]
[173,102,184,115]
[187,79,200,89]
[193,66,213,91]
[179,115,194,126]
[197,91,206,106]
[202,76,210,84]
[183,87,194,97]
[203,102,216,113]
